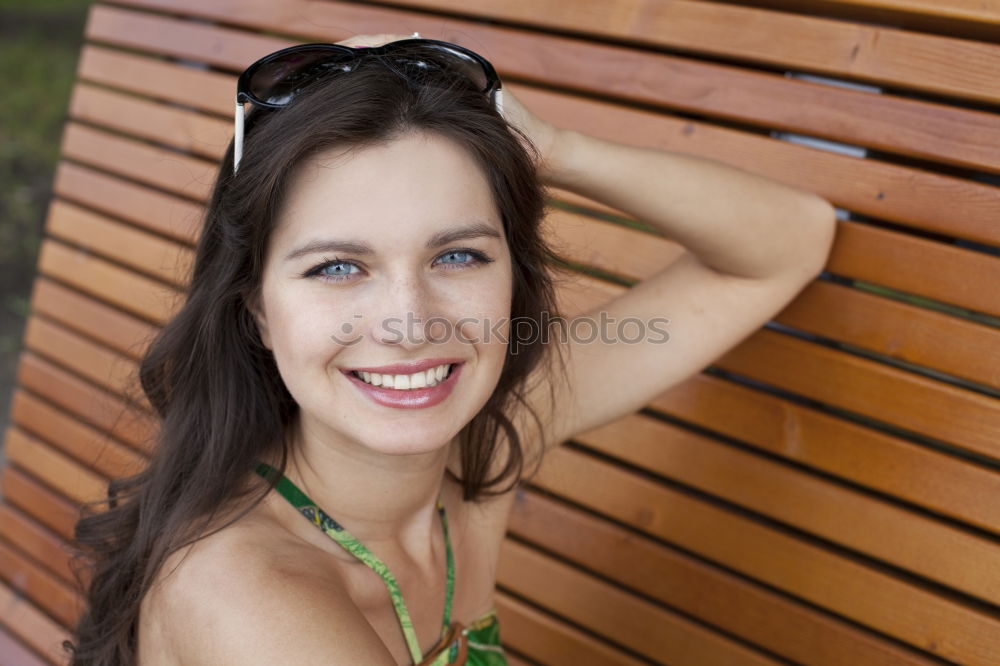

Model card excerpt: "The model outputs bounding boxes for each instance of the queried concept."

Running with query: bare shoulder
[139,517,394,666]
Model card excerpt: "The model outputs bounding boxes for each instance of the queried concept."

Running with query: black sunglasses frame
[232,38,504,173]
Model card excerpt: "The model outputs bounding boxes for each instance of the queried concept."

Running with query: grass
[0,0,92,445]
[0,2,89,307]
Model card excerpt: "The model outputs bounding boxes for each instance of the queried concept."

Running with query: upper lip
[344,358,463,375]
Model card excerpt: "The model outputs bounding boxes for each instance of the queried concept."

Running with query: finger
[336,32,420,48]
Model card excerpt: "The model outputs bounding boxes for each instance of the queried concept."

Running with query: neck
[261,412,457,566]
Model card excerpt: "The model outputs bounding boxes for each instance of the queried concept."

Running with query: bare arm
[518,124,837,448]
[545,128,836,280]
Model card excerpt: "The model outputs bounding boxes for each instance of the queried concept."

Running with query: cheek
[265,291,359,366]
[448,269,513,351]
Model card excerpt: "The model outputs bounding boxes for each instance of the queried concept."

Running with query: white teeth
[353,363,453,390]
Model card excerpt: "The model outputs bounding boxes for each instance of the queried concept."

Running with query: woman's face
[252,130,513,456]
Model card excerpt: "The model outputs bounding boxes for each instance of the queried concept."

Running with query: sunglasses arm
[233,100,245,174]
[494,88,504,120]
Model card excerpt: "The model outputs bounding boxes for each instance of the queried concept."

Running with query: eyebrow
[283,221,503,262]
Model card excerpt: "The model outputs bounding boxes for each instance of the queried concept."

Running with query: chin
[355,427,460,457]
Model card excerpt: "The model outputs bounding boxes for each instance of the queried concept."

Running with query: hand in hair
[335,32,418,49]
[334,32,562,183]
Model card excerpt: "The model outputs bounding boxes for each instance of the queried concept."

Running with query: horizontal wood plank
[105,0,1000,106]
[530,445,1000,664]
[495,592,647,666]
[509,490,940,666]
[0,623,52,666]
[0,578,70,666]
[499,537,784,665]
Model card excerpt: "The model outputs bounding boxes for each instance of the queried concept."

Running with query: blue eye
[303,249,493,283]
[304,258,360,282]
[323,262,359,277]
[437,250,483,266]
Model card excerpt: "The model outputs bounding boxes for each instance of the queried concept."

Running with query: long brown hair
[61,52,569,664]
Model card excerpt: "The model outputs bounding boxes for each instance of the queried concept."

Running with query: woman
[62,31,836,665]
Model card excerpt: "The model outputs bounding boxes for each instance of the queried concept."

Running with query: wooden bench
[3,0,1000,663]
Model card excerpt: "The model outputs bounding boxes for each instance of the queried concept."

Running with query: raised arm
[506,93,837,451]
[545,128,836,281]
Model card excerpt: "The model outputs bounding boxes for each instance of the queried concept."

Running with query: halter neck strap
[254,461,455,663]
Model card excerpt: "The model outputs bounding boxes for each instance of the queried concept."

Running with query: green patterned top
[254,462,507,665]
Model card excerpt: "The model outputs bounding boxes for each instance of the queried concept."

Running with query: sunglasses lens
[247,42,492,107]
[249,47,355,104]
[385,43,490,93]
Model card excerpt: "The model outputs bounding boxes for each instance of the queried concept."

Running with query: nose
[369,273,435,348]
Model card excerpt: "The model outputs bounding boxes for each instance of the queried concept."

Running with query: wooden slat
[3,428,109,507]
[0,538,79,629]
[515,83,1000,263]
[77,43,233,113]
[545,208,1000,390]
[574,412,1000,605]
[499,538,782,665]
[52,159,202,246]
[722,0,1000,44]
[530,445,1000,664]
[716,327,1000,458]
[16,352,155,454]
[106,0,1000,107]
[563,271,1000,461]
[647,372,1000,536]
[67,81,226,164]
[45,199,194,286]
[86,3,287,71]
[30,278,159,361]
[386,0,997,96]
[36,238,180,324]
[0,503,77,587]
[61,120,218,207]
[73,43,1000,248]
[509,490,939,666]
[23,315,142,404]
[495,592,647,666]
[0,578,70,666]
[0,623,51,666]
[776,279,1000,391]
[1,466,81,542]
[558,266,1000,597]
[11,390,147,482]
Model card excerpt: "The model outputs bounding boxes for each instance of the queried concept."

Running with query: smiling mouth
[349,363,457,390]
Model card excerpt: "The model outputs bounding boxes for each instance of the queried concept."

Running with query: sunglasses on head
[233,38,504,174]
